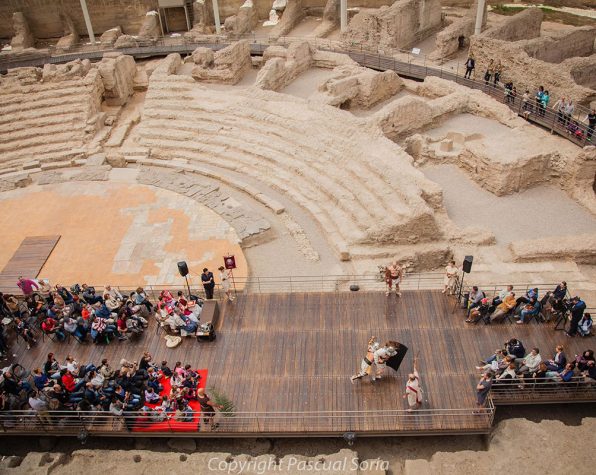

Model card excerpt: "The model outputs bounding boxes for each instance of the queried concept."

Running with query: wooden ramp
[0,235,60,292]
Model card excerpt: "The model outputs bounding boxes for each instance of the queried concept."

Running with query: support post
[79,0,96,44]
[340,0,348,33]
[474,0,485,36]
[212,0,221,34]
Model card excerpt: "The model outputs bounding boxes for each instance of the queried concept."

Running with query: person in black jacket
[567,296,587,337]
[464,55,475,79]
[505,338,526,360]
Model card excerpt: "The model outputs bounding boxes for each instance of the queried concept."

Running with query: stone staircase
[137,60,446,260]
[0,69,104,171]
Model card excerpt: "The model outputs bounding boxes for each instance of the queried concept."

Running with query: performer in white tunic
[403,357,423,411]
[350,337,380,383]
[218,266,234,302]
[373,341,398,380]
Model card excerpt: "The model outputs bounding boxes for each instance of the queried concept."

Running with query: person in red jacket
[60,370,85,393]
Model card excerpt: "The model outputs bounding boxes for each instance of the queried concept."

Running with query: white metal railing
[490,377,596,404]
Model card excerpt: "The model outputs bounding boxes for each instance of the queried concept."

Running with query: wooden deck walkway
[3,290,593,437]
[0,236,60,293]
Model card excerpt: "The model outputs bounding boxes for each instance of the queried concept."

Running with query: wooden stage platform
[4,290,593,437]
[0,235,60,293]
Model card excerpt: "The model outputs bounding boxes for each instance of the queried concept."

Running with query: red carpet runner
[132,369,208,432]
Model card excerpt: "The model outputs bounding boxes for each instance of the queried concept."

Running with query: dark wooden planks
[0,235,61,292]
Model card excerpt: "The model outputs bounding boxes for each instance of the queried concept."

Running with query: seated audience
[578,313,593,337]
[490,292,516,322]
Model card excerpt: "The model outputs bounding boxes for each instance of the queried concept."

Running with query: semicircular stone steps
[138,70,443,259]
[0,70,102,170]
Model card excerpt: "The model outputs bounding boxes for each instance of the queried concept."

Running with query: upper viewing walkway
[0,35,593,148]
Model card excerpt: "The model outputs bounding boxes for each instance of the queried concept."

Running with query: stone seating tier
[137,60,444,259]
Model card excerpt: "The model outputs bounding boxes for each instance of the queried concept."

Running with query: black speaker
[462,255,473,274]
[177,261,189,277]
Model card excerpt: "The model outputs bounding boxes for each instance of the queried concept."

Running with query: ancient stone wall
[0,60,104,169]
[0,0,157,39]
[98,52,137,105]
[312,64,403,108]
[481,7,542,42]
[255,41,313,90]
[469,36,596,106]
[521,26,596,63]
[190,40,252,84]
[429,0,486,61]
[0,0,394,40]
[342,0,443,51]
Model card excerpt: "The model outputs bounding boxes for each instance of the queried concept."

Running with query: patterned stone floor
[0,182,246,288]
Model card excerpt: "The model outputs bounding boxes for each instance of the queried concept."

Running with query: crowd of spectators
[0,351,221,431]
[474,338,596,390]
[0,279,155,355]
[464,282,591,335]
[0,277,217,359]
[463,54,595,143]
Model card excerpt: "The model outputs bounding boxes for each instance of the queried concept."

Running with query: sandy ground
[350,89,414,117]
[422,163,596,244]
[287,16,325,37]
[0,182,246,287]
[279,67,338,98]
[1,406,594,474]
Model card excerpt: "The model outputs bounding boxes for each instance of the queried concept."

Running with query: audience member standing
[17,276,39,297]
[201,268,215,300]
[585,109,596,142]
[566,296,586,337]
[464,55,475,79]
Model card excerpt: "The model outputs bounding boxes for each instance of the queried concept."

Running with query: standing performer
[388,261,403,297]
[218,266,234,302]
[403,356,423,411]
[373,341,398,381]
[384,267,392,296]
[351,336,380,383]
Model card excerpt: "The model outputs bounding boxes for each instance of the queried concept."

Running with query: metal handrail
[490,376,596,402]
[0,36,593,147]
[0,403,494,435]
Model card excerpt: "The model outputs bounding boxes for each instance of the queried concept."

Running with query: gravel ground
[422,164,596,244]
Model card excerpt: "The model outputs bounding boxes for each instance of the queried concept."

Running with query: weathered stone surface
[70,166,112,182]
[189,47,214,66]
[55,11,79,50]
[312,64,403,108]
[10,12,35,50]
[99,26,122,45]
[482,7,542,41]
[0,173,32,191]
[255,41,312,91]
[133,66,149,90]
[342,0,442,51]
[510,234,596,264]
[137,168,270,241]
[314,0,340,38]
[138,10,160,39]
[430,0,486,61]
[98,53,137,106]
[114,34,139,49]
[86,153,106,166]
[36,171,66,185]
[190,0,214,35]
[224,0,258,37]
[191,40,251,84]
[469,31,596,106]
[270,0,305,40]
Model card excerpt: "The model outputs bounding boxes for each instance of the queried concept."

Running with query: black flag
[386,343,408,372]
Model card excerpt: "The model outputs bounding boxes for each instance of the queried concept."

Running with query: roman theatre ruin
[0,1,595,473]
